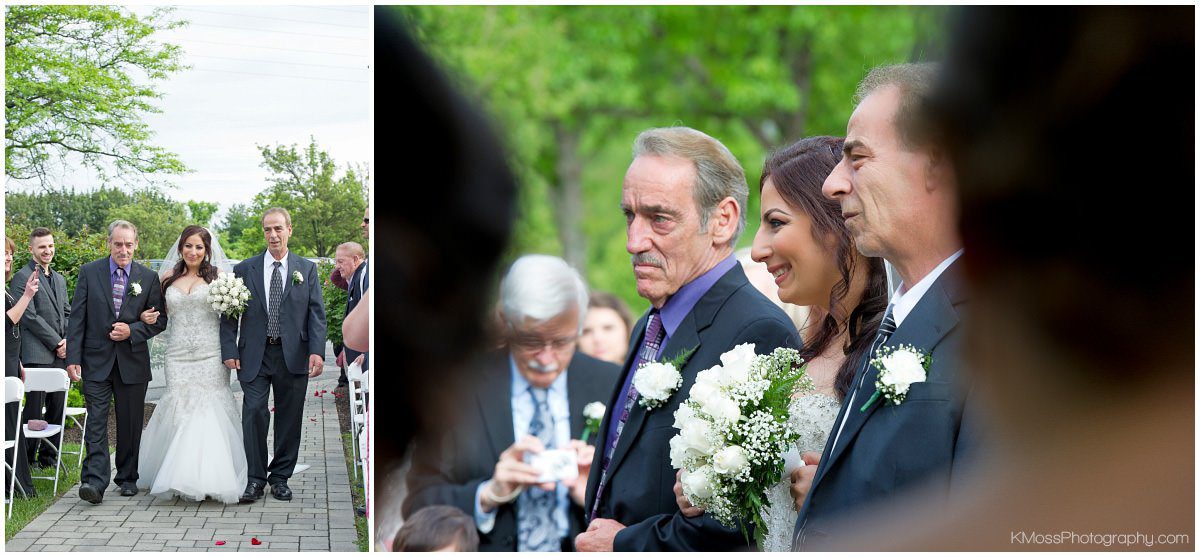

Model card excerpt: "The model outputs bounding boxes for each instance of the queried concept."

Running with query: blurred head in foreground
[393,505,479,552]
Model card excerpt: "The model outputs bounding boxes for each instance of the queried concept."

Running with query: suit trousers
[22,358,68,463]
[242,344,308,485]
[81,362,147,488]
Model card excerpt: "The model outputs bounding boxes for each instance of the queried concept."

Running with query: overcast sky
[9,4,373,226]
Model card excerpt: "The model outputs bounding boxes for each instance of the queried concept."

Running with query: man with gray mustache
[404,254,620,551]
[577,127,802,551]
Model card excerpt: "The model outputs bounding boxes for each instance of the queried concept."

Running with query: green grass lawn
[341,432,369,551]
[5,442,84,541]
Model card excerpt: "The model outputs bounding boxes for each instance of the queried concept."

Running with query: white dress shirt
[262,250,289,307]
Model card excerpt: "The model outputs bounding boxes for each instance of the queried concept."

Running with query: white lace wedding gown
[760,392,841,552]
[137,282,247,503]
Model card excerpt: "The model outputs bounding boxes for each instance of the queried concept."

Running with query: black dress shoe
[269,481,293,501]
[79,483,103,504]
[119,483,138,496]
[239,481,265,504]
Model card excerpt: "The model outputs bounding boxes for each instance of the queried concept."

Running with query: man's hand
[66,364,82,382]
[353,353,365,367]
[575,518,626,552]
[308,354,324,378]
[223,359,241,371]
[335,350,346,368]
[480,435,551,513]
[673,469,704,517]
[55,339,67,360]
[109,322,131,341]
[789,451,821,511]
[564,439,595,506]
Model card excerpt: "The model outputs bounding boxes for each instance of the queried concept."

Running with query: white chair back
[346,361,365,381]
[4,377,23,404]
[23,368,69,393]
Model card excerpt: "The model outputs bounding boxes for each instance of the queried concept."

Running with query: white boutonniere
[632,346,697,410]
[292,270,303,284]
[579,402,606,441]
[860,344,930,412]
[129,282,142,296]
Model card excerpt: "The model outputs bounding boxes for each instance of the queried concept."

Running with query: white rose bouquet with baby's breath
[208,272,251,319]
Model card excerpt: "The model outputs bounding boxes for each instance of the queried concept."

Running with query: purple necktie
[112,268,127,314]
[590,311,665,520]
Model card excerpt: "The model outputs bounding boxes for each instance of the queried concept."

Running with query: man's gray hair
[499,254,589,334]
[632,127,748,245]
[854,62,940,150]
[107,220,138,239]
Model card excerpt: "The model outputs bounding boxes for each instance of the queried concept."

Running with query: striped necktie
[112,267,127,314]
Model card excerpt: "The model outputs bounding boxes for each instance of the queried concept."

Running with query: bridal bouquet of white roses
[668,343,809,547]
[208,272,251,319]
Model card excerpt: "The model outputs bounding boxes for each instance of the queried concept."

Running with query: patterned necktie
[112,267,127,314]
[267,261,283,337]
[591,311,665,520]
[831,306,898,453]
[518,386,559,552]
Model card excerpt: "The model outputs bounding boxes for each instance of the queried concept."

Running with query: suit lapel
[477,353,516,457]
[813,263,964,487]
[585,314,647,510]
[253,254,269,313]
[566,359,586,440]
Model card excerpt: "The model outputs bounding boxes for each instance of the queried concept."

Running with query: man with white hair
[404,254,620,551]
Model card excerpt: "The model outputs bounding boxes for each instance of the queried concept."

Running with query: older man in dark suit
[791,63,979,550]
[576,127,802,552]
[10,227,70,468]
[67,220,167,503]
[404,255,620,552]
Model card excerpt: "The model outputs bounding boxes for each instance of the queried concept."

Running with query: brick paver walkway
[5,371,357,552]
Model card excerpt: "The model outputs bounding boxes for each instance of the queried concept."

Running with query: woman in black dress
[6,236,40,498]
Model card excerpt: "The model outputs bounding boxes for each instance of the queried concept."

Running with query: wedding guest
[336,242,369,373]
[829,6,1192,550]
[792,63,980,550]
[576,127,801,551]
[11,227,70,469]
[404,254,619,551]
[578,291,633,366]
[393,505,479,552]
[5,236,39,499]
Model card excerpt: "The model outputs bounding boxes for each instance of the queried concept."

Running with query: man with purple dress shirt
[576,127,802,551]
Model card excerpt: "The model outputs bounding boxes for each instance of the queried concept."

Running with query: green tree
[253,137,367,258]
[398,6,936,311]
[5,5,189,188]
[186,200,219,228]
[217,203,264,260]
[107,189,191,261]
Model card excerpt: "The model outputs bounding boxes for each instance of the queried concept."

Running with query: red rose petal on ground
[313,390,320,396]
[215,541,226,546]
[251,537,262,545]
[269,407,275,412]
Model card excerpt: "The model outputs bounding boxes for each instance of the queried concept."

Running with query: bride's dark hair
[161,225,220,301]
[760,136,888,400]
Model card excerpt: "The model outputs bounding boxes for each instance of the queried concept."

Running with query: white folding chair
[22,368,69,495]
[347,373,363,480]
[5,376,27,518]
[62,403,87,469]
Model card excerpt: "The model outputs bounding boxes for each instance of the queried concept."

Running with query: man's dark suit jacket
[66,258,166,382]
[10,261,69,366]
[344,260,368,370]
[403,350,620,551]
[582,263,802,551]
[794,259,978,550]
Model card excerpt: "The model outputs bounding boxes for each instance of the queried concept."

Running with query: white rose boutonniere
[129,282,142,296]
[632,346,697,410]
[292,270,304,284]
[579,402,606,441]
[860,344,931,412]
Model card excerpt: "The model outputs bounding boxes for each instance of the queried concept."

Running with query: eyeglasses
[510,334,577,352]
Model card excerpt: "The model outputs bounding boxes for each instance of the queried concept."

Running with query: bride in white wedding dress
[136,225,247,503]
